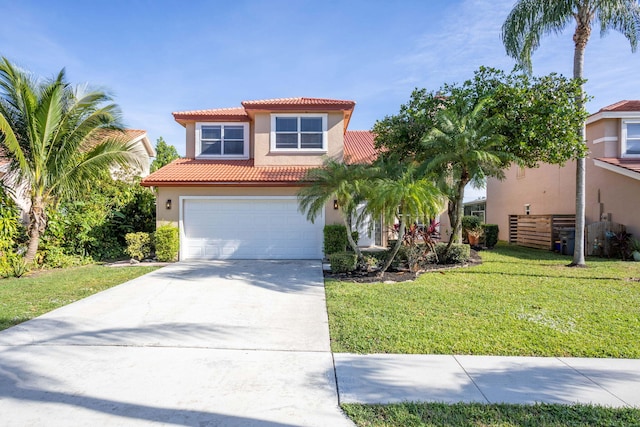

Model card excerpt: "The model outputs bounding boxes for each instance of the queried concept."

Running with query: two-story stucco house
[141,97,377,260]
[487,100,640,243]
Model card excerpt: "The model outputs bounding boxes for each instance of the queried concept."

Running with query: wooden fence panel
[509,214,576,251]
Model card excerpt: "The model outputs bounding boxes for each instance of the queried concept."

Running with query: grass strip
[0,265,158,331]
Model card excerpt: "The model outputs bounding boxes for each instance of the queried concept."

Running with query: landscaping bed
[323,249,483,283]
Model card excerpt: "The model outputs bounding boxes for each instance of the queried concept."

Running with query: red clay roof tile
[141,159,314,186]
[598,100,640,112]
[596,157,640,175]
[344,130,377,164]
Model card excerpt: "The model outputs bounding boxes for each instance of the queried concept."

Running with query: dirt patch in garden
[324,249,483,283]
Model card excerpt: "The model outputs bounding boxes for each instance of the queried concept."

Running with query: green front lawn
[342,402,640,427]
[326,243,640,357]
[0,265,158,331]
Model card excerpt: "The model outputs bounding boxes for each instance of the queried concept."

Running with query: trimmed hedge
[324,224,348,255]
[462,215,482,233]
[125,232,152,261]
[482,224,499,248]
[329,251,358,273]
[155,225,179,262]
[434,242,470,264]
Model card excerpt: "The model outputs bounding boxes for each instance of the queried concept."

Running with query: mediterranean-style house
[141,97,377,260]
[486,100,640,245]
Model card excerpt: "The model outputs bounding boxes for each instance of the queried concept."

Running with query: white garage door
[181,197,324,260]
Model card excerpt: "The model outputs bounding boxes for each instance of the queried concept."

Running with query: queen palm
[0,58,145,263]
[502,0,640,266]
[422,97,513,251]
[297,158,371,262]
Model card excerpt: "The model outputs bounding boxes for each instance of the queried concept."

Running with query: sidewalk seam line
[557,357,632,408]
[453,355,491,404]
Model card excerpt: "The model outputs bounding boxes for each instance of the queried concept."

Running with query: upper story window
[196,122,249,159]
[270,114,327,151]
[622,120,640,157]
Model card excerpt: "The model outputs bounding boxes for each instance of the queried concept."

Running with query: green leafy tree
[0,58,144,263]
[150,136,180,172]
[365,159,445,273]
[297,159,371,262]
[502,0,640,266]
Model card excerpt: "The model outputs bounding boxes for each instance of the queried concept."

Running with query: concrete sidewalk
[335,353,640,407]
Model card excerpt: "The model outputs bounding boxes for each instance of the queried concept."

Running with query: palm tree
[422,97,514,251]
[365,159,446,274]
[0,58,145,263]
[297,158,371,261]
[502,0,640,266]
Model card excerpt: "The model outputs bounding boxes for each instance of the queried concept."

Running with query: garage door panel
[182,198,323,260]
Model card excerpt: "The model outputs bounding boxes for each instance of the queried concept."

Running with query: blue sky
[2,0,640,200]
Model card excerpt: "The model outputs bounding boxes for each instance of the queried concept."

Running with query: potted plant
[462,215,483,246]
[467,227,484,246]
[630,238,640,262]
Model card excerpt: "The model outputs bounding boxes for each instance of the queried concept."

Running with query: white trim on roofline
[593,159,640,181]
[587,111,640,125]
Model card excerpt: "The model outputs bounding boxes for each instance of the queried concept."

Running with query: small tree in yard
[297,159,371,262]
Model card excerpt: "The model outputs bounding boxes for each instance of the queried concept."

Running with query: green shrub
[329,251,358,273]
[155,225,179,262]
[462,215,482,233]
[0,253,29,278]
[434,242,470,264]
[482,224,499,248]
[125,232,152,261]
[324,224,348,255]
[41,246,91,269]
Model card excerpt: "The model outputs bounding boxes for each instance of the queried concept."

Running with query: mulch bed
[323,249,483,283]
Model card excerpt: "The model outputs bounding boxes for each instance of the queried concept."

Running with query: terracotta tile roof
[241,97,355,109]
[172,107,249,124]
[141,159,314,186]
[344,130,378,164]
[595,157,640,175]
[173,98,356,126]
[598,100,640,112]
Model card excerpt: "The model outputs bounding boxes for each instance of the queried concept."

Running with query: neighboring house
[487,100,640,243]
[141,97,377,260]
[464,197,486,222]
[92,129,156,178]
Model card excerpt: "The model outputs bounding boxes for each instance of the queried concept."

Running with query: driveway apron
[0,260,354,426]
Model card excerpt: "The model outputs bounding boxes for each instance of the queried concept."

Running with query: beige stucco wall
[252,112,344,166]
[486,162,576,241]
[156,186,342,228]
[487,117,640,241]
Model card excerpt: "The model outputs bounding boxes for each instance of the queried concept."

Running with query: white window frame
[621,120,640,158]
[195,122,249,159]
[270,113,328,152]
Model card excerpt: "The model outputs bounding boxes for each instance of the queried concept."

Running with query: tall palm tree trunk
[25,198,46,263]
[570,19,590,267]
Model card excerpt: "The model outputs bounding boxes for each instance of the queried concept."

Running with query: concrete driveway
[0,260,354,426]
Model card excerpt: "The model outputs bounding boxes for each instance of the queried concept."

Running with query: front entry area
[181,197,324,260]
